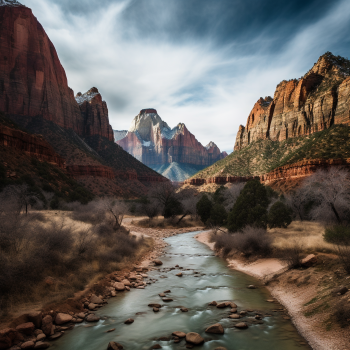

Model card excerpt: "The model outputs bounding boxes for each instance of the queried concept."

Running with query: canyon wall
[0,4,84,133]
[235,53,350,150]
[0,124,65,168]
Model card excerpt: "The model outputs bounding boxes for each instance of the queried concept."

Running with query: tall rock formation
[76,88,114,141]
[235,52,350,150]
[0,1,83,133]
[115,109,227,181]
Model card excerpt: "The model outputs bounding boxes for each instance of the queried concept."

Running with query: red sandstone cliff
[235,53,350,150]
[0,124,65,168]
[76,88,114,141]
[116,109,227,167]
[0,4,84,133]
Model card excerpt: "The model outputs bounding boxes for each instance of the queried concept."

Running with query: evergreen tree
[227,179,268,232]
[196,194,213,224]
[268,201,292,228]
[208,203,227,226]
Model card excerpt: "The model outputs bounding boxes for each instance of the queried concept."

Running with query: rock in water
[185,332,204,345]
[172,331,186,338]
[107,342,124,350]
[124,318,134,324]
[205,323,224,334]
[234,322,248,329]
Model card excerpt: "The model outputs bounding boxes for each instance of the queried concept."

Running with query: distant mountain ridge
[115,109,227,181]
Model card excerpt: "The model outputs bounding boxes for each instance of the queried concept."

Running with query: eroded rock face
[116,110,227,171]
[0,5,83,133]
[235,53,350,151]
[76,88,114,141]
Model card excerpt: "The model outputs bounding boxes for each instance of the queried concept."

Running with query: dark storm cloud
[21,0,350,152]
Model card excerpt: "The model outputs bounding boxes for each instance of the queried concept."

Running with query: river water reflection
[53,231,311,350]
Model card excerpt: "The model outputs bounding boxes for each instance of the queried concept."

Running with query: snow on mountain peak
[0,0,23,6]
[75,87,100,105]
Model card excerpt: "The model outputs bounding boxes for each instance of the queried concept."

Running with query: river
[52,231,311,350]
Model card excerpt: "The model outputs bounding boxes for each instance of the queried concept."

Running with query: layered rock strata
[260,159,350,184]
[235,53,350,150]
[66,165,115,179]
[116,109,227,180]
[0,124,65,168]
[184,176,257,186]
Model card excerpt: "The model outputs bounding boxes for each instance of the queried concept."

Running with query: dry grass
[268,221,337,254]
[0,209,151,320]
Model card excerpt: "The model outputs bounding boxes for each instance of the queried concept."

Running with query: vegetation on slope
[192,125,350,178]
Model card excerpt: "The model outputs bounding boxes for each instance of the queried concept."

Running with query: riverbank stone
[33,342,50,349]
[90,295,103,304]
[55,313,72,325]
[16,323,35,335]
[20,341,34,349]
[41,316,53,336]
[153,260,163,266]
[27,312,42,329]
[205,323,224,334]
[185,332,204,345]
[86,314,100,322]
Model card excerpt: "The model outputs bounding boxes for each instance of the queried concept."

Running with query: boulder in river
[234,322,248,329]
[216,303,228,308]
[180,308,188,312]
[162,298,173,302]
[107,342,124,350]
[208,301,217,306]
[124,318,134,324]
[153,260,163,266]
[148,303,162,308]
[86,314,100,322]
[114,283,125,291]
[205,323,224,334]
[229,314,240,319]
[176,273,183,277]
[247,285,256,289]
[185,332,204,345]
[172,331,186,338]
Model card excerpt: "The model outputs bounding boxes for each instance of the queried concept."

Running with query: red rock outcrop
[76,88,114,141]
[260,158,350,184]
[116,109,227,167]
[235,53,350,150]
[184,175,257,186]
[0,4,84,133]
[0,124,65,168]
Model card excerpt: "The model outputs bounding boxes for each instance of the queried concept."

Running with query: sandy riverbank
[196,230,349,350]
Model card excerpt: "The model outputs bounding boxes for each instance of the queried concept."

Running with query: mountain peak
[75,87,101,105]
[0,0,24,6]
[308,52,350,77]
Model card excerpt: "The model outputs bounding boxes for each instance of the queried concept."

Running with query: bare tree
[141,199,159,220]
[305,168,350,224]
[2,184,40,215]
[285,186,310,221]
[223,183,245,211]
[101,198,129,230]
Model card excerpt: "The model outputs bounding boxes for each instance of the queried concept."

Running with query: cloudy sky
[22,0,350,153]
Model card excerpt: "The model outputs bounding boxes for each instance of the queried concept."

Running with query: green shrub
[196,194,213,224]
[324,225,350,245]
[268,201,292,228]
[207,203,227,226]
[163,197,183,218]
[227,180,268,232]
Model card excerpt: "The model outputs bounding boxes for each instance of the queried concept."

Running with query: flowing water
[52,231,311,350]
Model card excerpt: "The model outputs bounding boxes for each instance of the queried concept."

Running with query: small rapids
[52,231,311,350]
